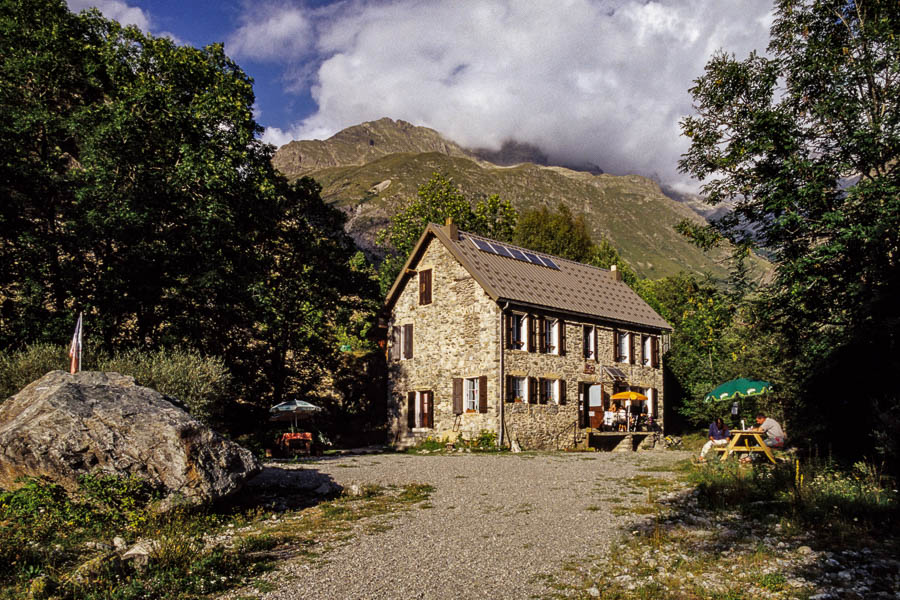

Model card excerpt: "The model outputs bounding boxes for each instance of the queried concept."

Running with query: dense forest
[1,0,897,471]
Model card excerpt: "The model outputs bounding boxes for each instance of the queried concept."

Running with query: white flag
[69,312,83,373]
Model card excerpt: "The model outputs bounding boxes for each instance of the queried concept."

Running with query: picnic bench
[719,430,777,464]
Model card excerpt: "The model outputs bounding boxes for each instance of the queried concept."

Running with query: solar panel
[490,243,514,258]
[471,238,561,269]
[539,256,560,270]
[507,247,528,261]
[472,238,497,253]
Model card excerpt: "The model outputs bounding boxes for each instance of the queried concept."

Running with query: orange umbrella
[610,391,648,401]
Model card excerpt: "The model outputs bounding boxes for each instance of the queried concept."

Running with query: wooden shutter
[538,316,546,353]
[390,327,400,361]
[407,392,416,429]
[580,383,590,427]
[559,379,567,405]
[425,391,434,428]
[505,375,513,403]
[529,377,537,403]
[582,325,590,359]
[418,269,432,305]
[593,326,599,362]
[506,314,515,349]
[651,336,660,368]
[452,378,463,415]
[478,375,488,413]
[629,333,635,365]
[612,329,619,361]
[527,315,535,352]
[558,319,566,355]
[650,387,658,419]
[538,378,547,404]
[403,323,413,359]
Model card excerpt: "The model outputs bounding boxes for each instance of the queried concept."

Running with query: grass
[0,475,433,600]
[542,458,899,599]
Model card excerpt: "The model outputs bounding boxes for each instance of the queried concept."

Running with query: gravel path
[241,450,691,600]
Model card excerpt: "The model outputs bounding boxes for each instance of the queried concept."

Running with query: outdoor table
[719,430,777,464]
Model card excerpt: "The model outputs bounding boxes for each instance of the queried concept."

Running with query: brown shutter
[403,323,413,359]
[506,314,514,349]
[651,388,658,419]
[559,379,567,405]
[452,378,463,415]
[505,375,513,402]
[651,336,660,368]
[582,325,590,359]
[580,383,590,427]
[558,319,566,355]
[538,316,546,353]
[527,315,535,352]
[593,326,599,362]
[629,333,635,365]
[390,326,400,361]
[426,391,434,428]
[407,392,416,428]
[529,377,537,403]
[419,269,432,305]
[538,378,547,404]
[478,375,488,413]
[612,329,619,361]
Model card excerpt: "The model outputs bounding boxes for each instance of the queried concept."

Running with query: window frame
[509,313,527,350]
[615,331,631,364]
[464,377,479,412]
[583,325,596,360]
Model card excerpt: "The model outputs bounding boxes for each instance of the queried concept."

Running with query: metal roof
[385,223,671,331]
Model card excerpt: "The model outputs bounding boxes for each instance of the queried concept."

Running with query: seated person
[698,417,730,462]
[753,412,786,448]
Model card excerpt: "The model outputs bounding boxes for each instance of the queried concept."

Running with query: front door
[589,385,605,429]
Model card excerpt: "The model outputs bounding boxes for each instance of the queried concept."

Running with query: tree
[679,0,900,463]
[376,172,517,294]
[0,0,376,429]
[514,204,638,284]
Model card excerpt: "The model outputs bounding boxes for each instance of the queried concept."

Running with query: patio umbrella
[610,391,647,432]
[269,399,321,432]
[704,378,773,403]
[610,391,648,401]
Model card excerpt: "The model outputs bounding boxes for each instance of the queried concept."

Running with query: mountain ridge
[272,118,769,281]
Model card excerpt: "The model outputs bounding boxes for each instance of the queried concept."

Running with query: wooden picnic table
[719,430,777,464]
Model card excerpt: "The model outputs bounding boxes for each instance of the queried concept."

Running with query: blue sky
[65,0,774,191]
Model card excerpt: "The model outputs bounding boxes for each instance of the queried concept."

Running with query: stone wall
[503,318,665,450]
[387,231,666,451]
[387,234,502,445]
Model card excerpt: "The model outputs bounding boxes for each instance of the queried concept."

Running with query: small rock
[587,586,600,597]
[797,545,813,554]
[112,536,127,551]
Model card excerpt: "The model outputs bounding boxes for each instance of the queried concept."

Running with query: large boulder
[0,371,260,505]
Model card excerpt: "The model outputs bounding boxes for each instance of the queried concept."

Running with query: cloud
[226,3,315,61]
[255,0,772,188]
[67,0,151,30]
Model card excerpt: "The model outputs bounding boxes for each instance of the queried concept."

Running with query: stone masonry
[387,229,666,450]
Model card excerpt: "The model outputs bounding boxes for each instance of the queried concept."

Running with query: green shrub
[0,343,233,427]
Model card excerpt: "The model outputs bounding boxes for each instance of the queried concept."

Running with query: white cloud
[67,0,151,30]
[226,3,314,61]
[253,0,773,188]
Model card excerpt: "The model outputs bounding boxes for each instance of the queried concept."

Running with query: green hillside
[273,119,770,281]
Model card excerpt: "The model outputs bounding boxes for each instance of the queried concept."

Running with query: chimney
[610,264,622,281]
[444,217,458,240]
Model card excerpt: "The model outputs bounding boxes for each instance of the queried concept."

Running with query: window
[615,331,631,364]
[542,318,557,353]
[506,376,527,402]
[418,269,432,305]
[464,377,479,411]
[508,313,528,350]
[540,378,556,404]
[583,325,596,360]
[407,390,433,429]
[642,335,652,366]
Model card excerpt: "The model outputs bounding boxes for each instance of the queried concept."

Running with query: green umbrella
[704,378,773,402]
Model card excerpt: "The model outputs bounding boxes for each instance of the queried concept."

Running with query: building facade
[384,221,671,450]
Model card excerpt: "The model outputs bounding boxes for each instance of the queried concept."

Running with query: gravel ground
[239,450,692,600]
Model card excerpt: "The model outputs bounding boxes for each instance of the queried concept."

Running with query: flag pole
[69,312,83,374]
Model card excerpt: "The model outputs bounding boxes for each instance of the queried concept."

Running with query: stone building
[383,221,671,450]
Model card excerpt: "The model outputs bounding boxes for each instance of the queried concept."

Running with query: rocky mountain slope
[273,118,768,281]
